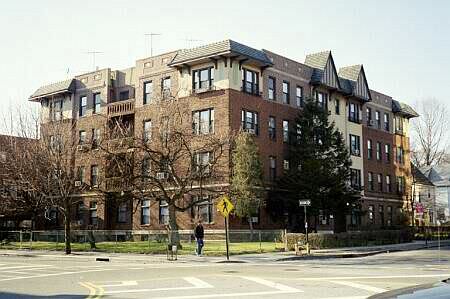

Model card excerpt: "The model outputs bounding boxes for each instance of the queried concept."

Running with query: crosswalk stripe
[330,280,387,293]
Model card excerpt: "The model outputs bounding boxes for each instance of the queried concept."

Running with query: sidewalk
[0,240,448,264]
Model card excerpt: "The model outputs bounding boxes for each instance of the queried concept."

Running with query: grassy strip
[0,241,284,256]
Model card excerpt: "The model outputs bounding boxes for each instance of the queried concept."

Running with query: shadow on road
[0,293,85,298]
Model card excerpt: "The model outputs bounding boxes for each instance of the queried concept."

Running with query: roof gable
[305,51,340,90]
[338,65,371,101]
[29,79,75,101]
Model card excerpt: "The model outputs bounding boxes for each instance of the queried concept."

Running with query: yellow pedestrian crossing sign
[217,195,234,218]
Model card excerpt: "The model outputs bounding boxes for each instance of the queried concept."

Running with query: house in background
[411,164,436,225]
[423,163,450,223]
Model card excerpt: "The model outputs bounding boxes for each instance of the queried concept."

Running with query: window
[379,205,385,226]
[79,130,86,144]
[79,96,87,117]
[50,99,63,121]
[386,175,391,192]
[194,152,212,175]
[368,172,374,191]
[268,76,276,100]
[268,116,276,140]
[143,120,152,142]
[89,201,98,225]
[193,67,214,90]
[375,111,381,128]
[335,99,340,115]
[387,206,393,226]
[242,68,259,95]
[296,124,301,142]
[193,109,214,135]
[395,116,404,132]
[376,142,382,161]
[385,144,391,162]
[193,195,213,223]
[384,113,390,131]
[78,166,85,184]
[366,107,372,126]
[162,77,171,99]
[141,200,150,225]
[76,202,84,222]
[143,81,153,104]
[296,86,303,107]
[269,156,277,181]
[396,147,404,164]
[282,81,290,104]
[93,93,101,114]
[397,176,405,194]
[350,134,361,156]
[349,103,360,123]
[117,203,128,223]
[92,128,100,149]
[91,165,98,187]
[350,169,361,189]
[368,205,374,223]
[159,200,169,225]
[142,155,151,180]
[119,90,129,101]
[367,139,373,160]
[241,110,259,135]
[282,120,289,143]
[316,91,328,109]
[283,159,290,171]
[160,116,170,143]
[377,173,383,191]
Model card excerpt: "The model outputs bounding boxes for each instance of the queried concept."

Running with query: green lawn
[0,240,284,256]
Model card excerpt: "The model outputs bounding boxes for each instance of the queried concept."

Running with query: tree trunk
[167,204,181,248]
[63,202,72,254]
[247,216,254,241]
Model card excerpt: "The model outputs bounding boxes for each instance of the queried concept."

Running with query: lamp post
[299,199,311,254]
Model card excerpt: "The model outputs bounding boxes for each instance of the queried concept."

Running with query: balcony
[105,177,131,192]
[107,99,135,117]
[107,137,134,153]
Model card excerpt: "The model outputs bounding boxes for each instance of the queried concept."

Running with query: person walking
[194,220,204,256]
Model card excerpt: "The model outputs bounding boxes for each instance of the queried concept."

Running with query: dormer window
[242,68,259,95]
[193,67,214,91]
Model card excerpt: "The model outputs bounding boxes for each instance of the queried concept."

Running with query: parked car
[369,279,450,299]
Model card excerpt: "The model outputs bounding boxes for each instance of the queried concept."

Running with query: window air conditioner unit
[247,128,256,135]
[75,181,82,187]
[368,120,374,126]
[156,172,168,180]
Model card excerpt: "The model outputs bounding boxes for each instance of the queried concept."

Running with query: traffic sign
[299,199,311,206]
[217,195,234,218]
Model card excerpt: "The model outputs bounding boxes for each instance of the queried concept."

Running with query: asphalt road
[0,248,449,299]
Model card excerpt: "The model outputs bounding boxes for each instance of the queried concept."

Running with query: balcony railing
[105,177,131,192]
[107,99,135,117]
[107,136,134,152]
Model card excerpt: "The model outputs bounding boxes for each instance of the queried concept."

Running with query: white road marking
[295,273,450,281]
[330,280,387,293]
[241,276,302,292]
[101,281,138,287]
[104,277,213,295]
[0,265,52,271]
[128,267,145,270]
[153,290,302,299]
[0,268,115,281]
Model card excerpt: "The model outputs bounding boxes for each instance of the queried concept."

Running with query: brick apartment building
[28,39,418,232]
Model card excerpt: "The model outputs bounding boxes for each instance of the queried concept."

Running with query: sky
[1,0,449,127]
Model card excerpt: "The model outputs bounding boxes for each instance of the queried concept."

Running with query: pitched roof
[169,39,273,66]
[304,51,331,69]
[412,164,434,186]
[29,79,75,101]
[392,100,419,118]
[304,51,341,90]
[339,65,362,82]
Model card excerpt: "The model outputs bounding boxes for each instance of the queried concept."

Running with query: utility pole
[85,51,103,71]
[145,33,161,57]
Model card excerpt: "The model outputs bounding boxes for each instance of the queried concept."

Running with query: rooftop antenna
[184,38,203,48]
[85,51,104,71]
[145,33,161,57]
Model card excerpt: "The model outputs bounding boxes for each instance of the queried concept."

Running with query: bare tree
[102,98,231,246]
[412,99,450,168]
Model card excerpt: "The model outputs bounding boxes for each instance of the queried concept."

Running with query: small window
[141,200,150,225]
[79,96,87,117]
[366,107,372,126]
[376,142,382,161]
[193,67,214,91]
[385,144,391,162]
[282,120,289,143]
[268,116,276,140]
[78,166,85,184]
[159,200,169,224]
[193,196,213,223]
[350,168,361,189]
[368,172,374,191]
[90,165,98,187]
[143,81,153,104]
[162,77,171,99]
[193,109,214,135]
[384,113,390,131]
[368,205,374,223]
[89,201,98,225]
[282,81,290,104]
[377,173,383,191]
[367,139,373,160]
[144,120,152,142]
[93,93,101,114]
[269,156,277,181]
[316,92,328,110]
[92,128,100,149]
[79,130,86,144]
[117,203,128,223]
[193,152,212,176]
[241,110,259,135]
[348,103,360,123]
[335,99,340,115]
[242,68,259,95]
[396,147,404,164]
[268,77,276,100]
[386,175,391,192]
[283,159,290,171]
[350,134,361,156]
[375,111,381,128]
[296,86,303,107]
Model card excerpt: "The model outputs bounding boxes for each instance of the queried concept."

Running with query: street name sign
[299,199,311,206]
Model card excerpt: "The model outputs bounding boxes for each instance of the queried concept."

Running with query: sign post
[299,199,311,254]
[217,195,234,261]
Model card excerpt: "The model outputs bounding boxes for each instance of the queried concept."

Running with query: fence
[0,230,285,256]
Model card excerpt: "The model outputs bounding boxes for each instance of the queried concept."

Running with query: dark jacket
[194,224,204,239]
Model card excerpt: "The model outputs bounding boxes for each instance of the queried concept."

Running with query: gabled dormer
[338,65,371,102]
[305,51,341,90]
